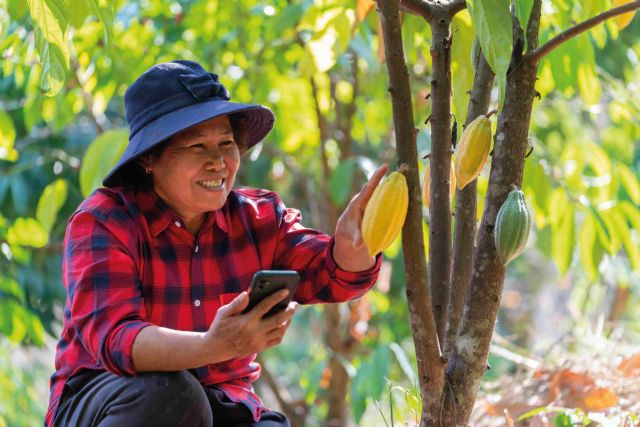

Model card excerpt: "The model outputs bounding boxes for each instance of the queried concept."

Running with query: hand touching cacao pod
[362,166,409,256]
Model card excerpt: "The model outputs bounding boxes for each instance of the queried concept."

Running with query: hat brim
[103,100,274,187]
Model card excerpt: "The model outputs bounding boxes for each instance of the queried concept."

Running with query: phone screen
[243,270,300,317]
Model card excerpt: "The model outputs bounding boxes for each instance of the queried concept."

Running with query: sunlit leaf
[578,214,600,282]
[83,0,115,46]
[595,209,621,255]
[36,178,68,233]
[7,218,48,248]
[514,0,534,47]
[28,314,46,346]
[451,10,475,123]
[465,0,512,109]
[550,189,574,274]
[0,277,26,303]
[27,0,70,96]
[613,0,637,29]
[0,110,18,162]
[80,129,128,197]
[618,163,640,205]
[356,0,375,22]
[608,207,640,271]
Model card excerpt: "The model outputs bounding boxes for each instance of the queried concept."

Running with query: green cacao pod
[453,114,492,190]
[362,167,409,256]
[494,187,531,266]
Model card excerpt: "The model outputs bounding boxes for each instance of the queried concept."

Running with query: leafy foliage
[0,0,638,424]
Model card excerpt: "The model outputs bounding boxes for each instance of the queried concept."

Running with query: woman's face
[142,115,240,229]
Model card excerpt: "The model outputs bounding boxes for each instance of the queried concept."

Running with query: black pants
[52,370,290,427]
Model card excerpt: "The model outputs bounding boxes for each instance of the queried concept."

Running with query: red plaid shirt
[46,186,380,426]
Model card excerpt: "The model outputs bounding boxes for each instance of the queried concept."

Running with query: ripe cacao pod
[453,114,492,190]
[494,187,531,266]
[423,162,456,209]
[362,167,409,256]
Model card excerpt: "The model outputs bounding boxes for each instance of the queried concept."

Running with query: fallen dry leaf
[618,354,640,377]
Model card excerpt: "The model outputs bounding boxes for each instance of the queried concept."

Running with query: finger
[251,289,289,319]
[266,302,297,328]
[357,164,389,206]
[218,291,249,316]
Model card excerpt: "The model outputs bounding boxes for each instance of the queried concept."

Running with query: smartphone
[242,270,300,318]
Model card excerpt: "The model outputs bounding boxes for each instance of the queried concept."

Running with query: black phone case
[243,270,300,317]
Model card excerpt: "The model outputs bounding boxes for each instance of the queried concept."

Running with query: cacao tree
[374,0,640,424]
[1,0,640,426]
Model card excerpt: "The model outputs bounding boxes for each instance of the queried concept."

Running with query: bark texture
[442,3,542,424]
[445,52,495,355]
[376,1,446,424]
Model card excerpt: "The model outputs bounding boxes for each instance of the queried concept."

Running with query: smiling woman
[139,116,241,233]
[45,60,387,427]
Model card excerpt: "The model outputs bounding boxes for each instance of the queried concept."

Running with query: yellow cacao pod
[423,162,456,209]
[454,115,492,190]
[613,0,636,29]
[494,188,531,266]
[362,168,409,256]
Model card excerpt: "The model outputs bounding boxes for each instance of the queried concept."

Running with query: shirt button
[194,299,201,307]
[174,221,181,227]
[194,245,199,253]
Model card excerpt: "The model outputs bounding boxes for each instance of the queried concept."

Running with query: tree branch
[398,0,434,20]
[377,0,445,424]
[445,51,495,356]
[427,8,453,348]
[448,0,467,18]
[527,0,640,65]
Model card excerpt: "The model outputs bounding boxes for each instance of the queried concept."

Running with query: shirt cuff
[325,236,382,289]
[102,320,154,376]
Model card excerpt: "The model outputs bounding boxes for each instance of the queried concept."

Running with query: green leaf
[575,38,601,106]
[619,201,640,234]
[27,0,70,96]
[514,0,534,48]
[83,0,115,46]
[36,178,68,233]
[80,129,129,197]
[329,159,355,206]
[7,218,48,248]
[609,207,640,271]
[465,0,512,109]
[550,189,574,274]
[0,277,26,303]
[351,345,391,423]
[27,314,46,346]
[596,209,621,255]
[578,213,601,282]
[68,0,91,28]
[451,10,475,123]
[618,163,640,205]
[0,110,18,162]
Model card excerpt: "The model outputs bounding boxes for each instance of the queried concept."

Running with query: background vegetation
[0,0,638,425]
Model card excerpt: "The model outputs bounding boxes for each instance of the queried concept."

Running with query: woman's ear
[138,154,154,172]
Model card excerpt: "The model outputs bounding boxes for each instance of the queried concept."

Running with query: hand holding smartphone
[242,270,300,318]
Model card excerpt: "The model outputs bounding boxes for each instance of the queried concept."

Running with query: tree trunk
[377,1,446,425]
[442,3,542,424]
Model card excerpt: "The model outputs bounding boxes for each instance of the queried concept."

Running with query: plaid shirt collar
[135,186,229,236]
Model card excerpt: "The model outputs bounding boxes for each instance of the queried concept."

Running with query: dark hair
[115,113,250,188]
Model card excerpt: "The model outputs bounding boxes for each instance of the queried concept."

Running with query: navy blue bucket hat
[103,60,275,187]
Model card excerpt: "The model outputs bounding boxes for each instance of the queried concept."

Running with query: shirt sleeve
[270,196,381,304]
[63,210,153,376]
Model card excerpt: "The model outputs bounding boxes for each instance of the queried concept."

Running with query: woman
[46,60,386,426]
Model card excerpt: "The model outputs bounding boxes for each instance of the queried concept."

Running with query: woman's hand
[203,290,297,362]
[333,163,389,272]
